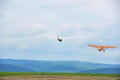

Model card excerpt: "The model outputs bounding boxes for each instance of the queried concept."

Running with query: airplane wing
[103,46,116,48]
[62,37,81,40]
[45,36,56,39]
[88,44,98,48]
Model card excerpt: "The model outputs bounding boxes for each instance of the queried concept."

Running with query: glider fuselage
[57,37,62,42]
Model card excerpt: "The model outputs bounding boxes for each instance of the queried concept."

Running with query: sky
[0,0,120,64]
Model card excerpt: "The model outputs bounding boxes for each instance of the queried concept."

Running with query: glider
[47,35,81,42]
[57,36,63,42]
[88,44,116,52]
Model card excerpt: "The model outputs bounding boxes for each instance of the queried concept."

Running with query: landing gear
[98,49,105,52]
[103,50,105,52]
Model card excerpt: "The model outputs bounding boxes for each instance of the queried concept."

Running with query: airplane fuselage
[57,38,62,42]
[97,46,105,52]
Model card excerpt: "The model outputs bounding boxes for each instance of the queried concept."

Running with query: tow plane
[88,44,116,52]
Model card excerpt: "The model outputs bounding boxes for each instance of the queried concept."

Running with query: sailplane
[47,35,82,42]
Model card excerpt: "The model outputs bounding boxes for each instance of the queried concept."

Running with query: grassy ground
[0,72,120,77]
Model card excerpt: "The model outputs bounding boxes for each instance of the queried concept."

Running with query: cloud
[0,0,120,64]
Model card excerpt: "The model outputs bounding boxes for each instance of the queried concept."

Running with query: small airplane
[88,44,116,52]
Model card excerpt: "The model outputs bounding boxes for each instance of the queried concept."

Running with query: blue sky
[0,0,120,64]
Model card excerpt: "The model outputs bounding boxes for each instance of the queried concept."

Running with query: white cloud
[76,0,118,22]
[0,0,120,63]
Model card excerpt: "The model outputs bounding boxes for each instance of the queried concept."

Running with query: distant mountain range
[0,59,120,74]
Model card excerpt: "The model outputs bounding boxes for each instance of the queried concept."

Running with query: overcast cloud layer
[0,0,120,64]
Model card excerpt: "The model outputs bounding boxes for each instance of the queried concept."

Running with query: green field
[0,72,120,77]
